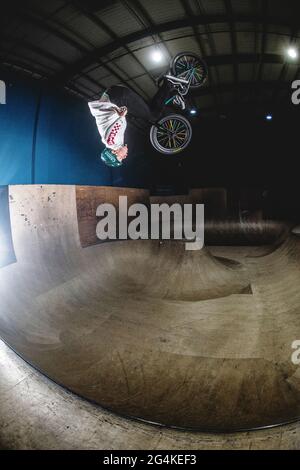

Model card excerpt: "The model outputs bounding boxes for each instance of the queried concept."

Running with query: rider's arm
[116,106,128,117]
[88,99,120,117]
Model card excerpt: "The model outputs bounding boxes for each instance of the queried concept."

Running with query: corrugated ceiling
[1,0,299,115]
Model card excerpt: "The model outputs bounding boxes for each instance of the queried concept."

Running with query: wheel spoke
[158,134,169,143]
[155,116,190,152]
[173,120,181,132]
[177,122,185,132]
[174,133,186,143]
[175,55,206,86]
[175,132,187,140]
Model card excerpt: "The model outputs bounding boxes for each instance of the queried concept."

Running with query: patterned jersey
[88,92,127,150]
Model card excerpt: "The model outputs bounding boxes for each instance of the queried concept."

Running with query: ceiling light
[266,114,273,121]
[152,50,163,63]
[287,47,298,60]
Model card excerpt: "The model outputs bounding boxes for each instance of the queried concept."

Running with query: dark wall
[0,76,37,184]
[157,106,300,189]
[0,72,113,186]
[0,186,16,268]
[1,70,300,201]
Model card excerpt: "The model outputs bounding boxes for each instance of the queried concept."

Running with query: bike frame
[163,75,192,107]
[127,74,193,134]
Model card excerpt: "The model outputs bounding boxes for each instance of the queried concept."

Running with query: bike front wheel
[171,52,208,89]
[150,114,192,155]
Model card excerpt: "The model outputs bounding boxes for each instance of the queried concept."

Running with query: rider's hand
[117,106,128,117]
[112,145,128,161]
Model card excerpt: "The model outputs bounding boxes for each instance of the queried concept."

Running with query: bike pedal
[173,95,186,111]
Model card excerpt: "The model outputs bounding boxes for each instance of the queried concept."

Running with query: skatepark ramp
[0,185,300,432]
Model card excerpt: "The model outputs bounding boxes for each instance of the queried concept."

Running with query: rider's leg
[149,80,177,120]
[105,81,179,123]
[105,85,152,122]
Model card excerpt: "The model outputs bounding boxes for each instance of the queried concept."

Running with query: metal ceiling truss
[1,1,299,111]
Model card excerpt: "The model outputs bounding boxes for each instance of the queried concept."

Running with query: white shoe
[173,95,186,110]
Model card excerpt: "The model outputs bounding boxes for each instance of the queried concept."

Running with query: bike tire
[171,51,208,89]
[150,114,192,155]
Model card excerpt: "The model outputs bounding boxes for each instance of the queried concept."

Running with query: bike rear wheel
[171,52,208,88]
[150,114,192,155]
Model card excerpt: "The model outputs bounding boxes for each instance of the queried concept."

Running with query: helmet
[100,148,123,168]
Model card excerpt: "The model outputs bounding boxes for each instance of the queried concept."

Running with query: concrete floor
[1,339,300,450]
[0,185,300,447]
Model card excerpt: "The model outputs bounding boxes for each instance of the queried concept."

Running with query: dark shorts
[105,85,152,122]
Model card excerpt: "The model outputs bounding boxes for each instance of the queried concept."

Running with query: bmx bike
[150,51,208,155]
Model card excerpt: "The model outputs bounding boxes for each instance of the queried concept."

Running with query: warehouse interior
[1,0,300,451]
